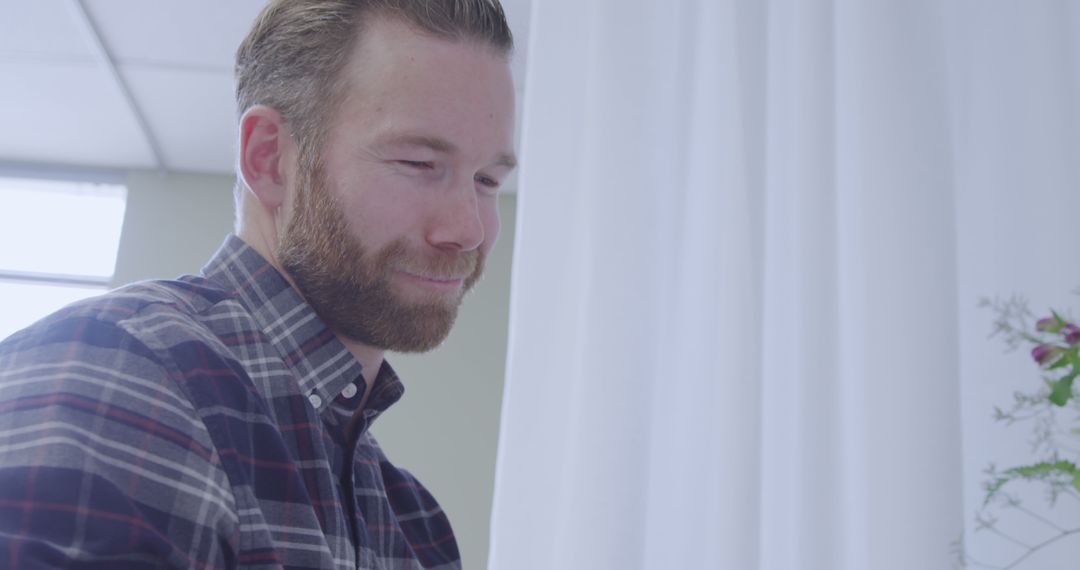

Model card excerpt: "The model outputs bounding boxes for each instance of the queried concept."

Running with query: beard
[277,158,484,353]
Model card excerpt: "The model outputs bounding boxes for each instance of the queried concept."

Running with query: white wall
[110,171,237,286]
[111,170,514,568]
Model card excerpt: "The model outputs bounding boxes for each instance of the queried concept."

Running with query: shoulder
[1,275,250,366]
[0,276,241,467]
[0,275,266,448]
[0,278,241,566]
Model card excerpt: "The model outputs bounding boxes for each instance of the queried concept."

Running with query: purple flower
[1032,344,1066,367]
[1036,317,1063,333]
[1063,324,1080,346]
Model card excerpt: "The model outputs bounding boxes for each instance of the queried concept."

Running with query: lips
[393,258,475,283]
[390,252,479,295]
[402,271,467,283]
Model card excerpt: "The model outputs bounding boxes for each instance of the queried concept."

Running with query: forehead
[332,17,515,144]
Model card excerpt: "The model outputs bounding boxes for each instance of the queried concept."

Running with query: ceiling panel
[0,2,93,61]
[0,61,153,169]
[121,65,238,173]
[83,0,266,69]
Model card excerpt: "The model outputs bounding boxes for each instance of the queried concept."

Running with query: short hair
[235,0,514,150]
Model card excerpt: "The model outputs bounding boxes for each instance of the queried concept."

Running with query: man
[0,0,516,568]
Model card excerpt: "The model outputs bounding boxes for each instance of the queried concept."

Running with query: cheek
[329,171,419,245]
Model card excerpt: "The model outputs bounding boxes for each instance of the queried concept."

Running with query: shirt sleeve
[0,314,238,569]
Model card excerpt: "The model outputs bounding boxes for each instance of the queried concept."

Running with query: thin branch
[1002,528,1080,569]
[984,525,1032,550]
[1010,503,1067,533]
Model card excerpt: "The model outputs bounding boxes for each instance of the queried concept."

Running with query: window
[0,176,127,341]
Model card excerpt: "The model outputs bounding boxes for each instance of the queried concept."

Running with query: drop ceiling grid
[0,60,155,169]
[120,66,239,173]
[0,2,94,61]
[0,2,155,171]
[85,0,266,69]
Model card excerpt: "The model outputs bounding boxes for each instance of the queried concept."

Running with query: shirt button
[308,393,323,408]
[341,383,358,399]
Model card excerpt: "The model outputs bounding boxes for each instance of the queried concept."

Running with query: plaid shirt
[0,235,460,569]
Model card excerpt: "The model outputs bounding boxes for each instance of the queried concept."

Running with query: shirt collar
[199,235,404,416]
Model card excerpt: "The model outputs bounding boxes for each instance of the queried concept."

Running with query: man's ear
[238,105,295,210]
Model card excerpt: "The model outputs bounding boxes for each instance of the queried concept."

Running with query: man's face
[278,17,516,353]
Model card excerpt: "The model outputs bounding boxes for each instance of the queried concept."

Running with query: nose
[426,182,485,252]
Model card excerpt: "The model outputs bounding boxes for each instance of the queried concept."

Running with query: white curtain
[490,1,1080,569]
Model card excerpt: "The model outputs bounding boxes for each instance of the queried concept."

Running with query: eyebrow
[378,133,517,170]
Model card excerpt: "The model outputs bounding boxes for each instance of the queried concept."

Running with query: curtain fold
[490,1,1080,568]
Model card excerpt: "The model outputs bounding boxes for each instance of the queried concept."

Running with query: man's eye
[398,160,434,170]
[475,175,500,189]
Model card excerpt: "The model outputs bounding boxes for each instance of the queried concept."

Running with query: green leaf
[1048,354,1071,370]
[1006,461,1077,478]
[985,478,1008,503]
[1049,373,1077,406]
[985,460,1079,505]
[1052,310,1068,326]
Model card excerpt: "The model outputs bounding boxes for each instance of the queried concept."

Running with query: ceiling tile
[0,61,154,169]
[83,0,267,70]
[121,66,238,173]
[0,2,94,61]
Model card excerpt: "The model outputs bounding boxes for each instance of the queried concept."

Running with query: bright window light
[0,178,127,279]
[0,280,108,341]
[0,176,127,341]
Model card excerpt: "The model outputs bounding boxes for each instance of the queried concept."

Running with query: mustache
[382,243,480,279]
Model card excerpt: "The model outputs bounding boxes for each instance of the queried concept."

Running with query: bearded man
[0,1,516,568]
